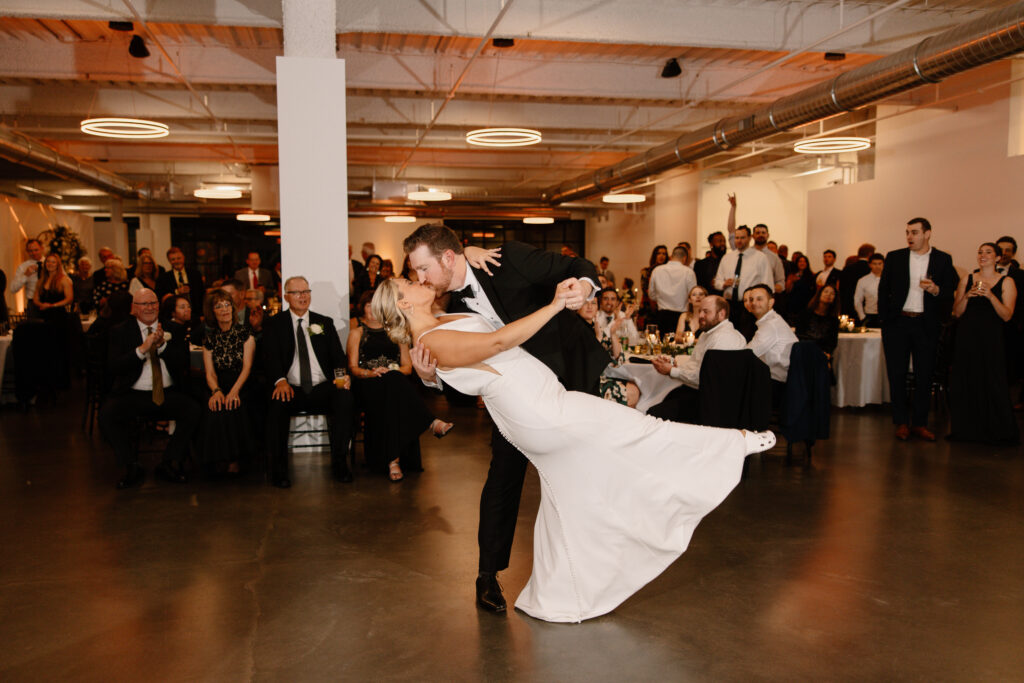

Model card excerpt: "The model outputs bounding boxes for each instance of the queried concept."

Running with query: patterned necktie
[147,326,164,405]
[732,253,744,303]
[296,319,313,393]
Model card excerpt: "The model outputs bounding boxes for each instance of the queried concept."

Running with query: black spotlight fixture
[661,57,682,78]
[128,34,150,59]
[108,21,134,32]
[824,52,846,62]
[492,38,515,48]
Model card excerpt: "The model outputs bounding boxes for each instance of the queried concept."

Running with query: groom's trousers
[478,426,529,573]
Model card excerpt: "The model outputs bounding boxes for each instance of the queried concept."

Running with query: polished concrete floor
[1,384,1023,682]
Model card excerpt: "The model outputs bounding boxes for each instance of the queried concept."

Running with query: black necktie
[732,253,744,302]
[177,270,184,286]
[296,319,313,393]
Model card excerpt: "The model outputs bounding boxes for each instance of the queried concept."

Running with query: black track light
[128,34,150,59]
[661,58,682,79]
[492,38,515,48]
[109,21,134,32]
[824,52,846,62]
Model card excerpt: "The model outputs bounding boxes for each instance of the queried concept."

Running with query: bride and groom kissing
[381,223,774,623]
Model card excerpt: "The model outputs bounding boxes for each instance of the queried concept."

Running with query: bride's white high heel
[742,430,776,455]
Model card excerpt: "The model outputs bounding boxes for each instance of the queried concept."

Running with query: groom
[405,223,608,613]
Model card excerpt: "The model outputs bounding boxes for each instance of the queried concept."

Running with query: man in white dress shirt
[648,295,746,423]
[853,253,885,327]
[596,287,640,345]
[714,226,773,339]
[743,284,797,408]
[648,245,697,335]
[10,238,45,315]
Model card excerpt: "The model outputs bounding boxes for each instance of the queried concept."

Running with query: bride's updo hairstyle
[371,279,412,345]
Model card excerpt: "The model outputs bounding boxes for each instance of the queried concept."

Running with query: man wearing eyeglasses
[263,276,353,488]
[99,288,201,489]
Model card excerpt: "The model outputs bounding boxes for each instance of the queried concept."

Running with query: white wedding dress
[421,314,748,623]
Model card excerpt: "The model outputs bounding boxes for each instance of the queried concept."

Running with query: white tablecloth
[832,330,890,407]
[605,356,681,413]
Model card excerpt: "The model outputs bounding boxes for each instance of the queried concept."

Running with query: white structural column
[277,0,349,334]
[654,174,699,257]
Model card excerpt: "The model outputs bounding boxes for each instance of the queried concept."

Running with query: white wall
[585,205,654,293]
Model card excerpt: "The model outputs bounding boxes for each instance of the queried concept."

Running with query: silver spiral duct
[546,1,1024,205]
[0,125,137,199]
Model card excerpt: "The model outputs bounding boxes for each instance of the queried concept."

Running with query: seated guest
[853,253,885,327]
[73,257,95,314]
[648,245,697,335]
[743,284,797,408]
[797,284,840,359]
[263,276,354,488]
[219,278,248,326]
[674,285,708,338]
[648,295,746,423]
[87,290,133,340]
[98,289,201,489]
[32,253,75,392]
[128,252,159,295]
[200,289,257,475]
[160,294,203,346]
[347,291,451,481]
[92,258,129,311]
[578,298,640,407]
[595,287,640,345]
[244,288,265,334]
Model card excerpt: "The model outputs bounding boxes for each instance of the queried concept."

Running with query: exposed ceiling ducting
[545,1,1024,205]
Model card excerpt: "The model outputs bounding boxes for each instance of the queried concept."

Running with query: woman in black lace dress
[948,243,1019,444]
[200,289,256,474]
[346,291,452,481]
[796,283,840,358]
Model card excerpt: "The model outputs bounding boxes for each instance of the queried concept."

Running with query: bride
[372,277,775,623]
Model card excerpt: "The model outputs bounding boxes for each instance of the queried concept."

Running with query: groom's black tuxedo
[447,241,606,574]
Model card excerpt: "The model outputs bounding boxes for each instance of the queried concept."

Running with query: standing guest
[129,252,160,295]
[994,235,1024,408]
[361,242,376,265]
[597,256,616,286]
[596,287,640,345]
[33,252,75,392]
[648,295,746,423]
[674,285,708,338]
[639,245,669,322]
[796,284,840,358]
[743,284,797,408]
[129,248,165,277]
[679,242,695,268]
[767,241,779,254]
[73,257,95,314]
[156,247,205,314]
[840,244,875,315]
[695,231,727,295]
[785,254,816,325]
[263,276,354,488]
[355,254,385,299]
[400,255,418,282]
[10,238,45,316]
[161,294,202,346]
[0,268,7,330]
[725,198,784,297]
[91,258,130,311]
[379,259,395,280]
[347,291,451,481]
[878,217,958,442]
[234,251,274,293]
[713,225,773,338]
[200,289,257,475]
[218,278,248,326]
[98,289,201,489]
[816,250,842,290]
[853,254,885,327]
[947,243,1018,444]
[90,246,116,290]
[350,245,366,284]
[647,245,697,335]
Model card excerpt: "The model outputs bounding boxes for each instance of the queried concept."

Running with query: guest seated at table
[674,285,708,338]
[160,294,202,346]
[577,298,640,407]
[785,254,816,325]
[92,258,130,311]
[244,288,265,334]
[796,284,840,360]
[347,291,451,481]
[200,289,257,476]
[743,284,797,408]
[73,257,95,314]
[648,295,746,423]
[128,252,160,295]
[853,253,885,327]
[87,290,133,341]
[595,287,640,345]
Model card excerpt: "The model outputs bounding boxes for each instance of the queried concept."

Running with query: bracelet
[212,387,223,394]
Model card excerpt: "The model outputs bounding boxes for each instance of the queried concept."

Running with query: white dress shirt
[597,311,641,345]
[648,260,697,312]
[757,246,786,290]
[816,266,836,287]
[745,309,797,383]
[131,318,173,391]
[854,273,881,320]
[10,259,41,300]
[285,310,328,387]
[903,248,932,313]
[458,266,505,330]
[712,248,774,300]
[669,319,746,388]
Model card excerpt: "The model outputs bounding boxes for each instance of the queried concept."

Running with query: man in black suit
[404,223,607,614]
[816,249,842,290]
[694,230,727,295]
[98,288,201,489]
[234,251,275,293]
[840,243,875,316]
[878,217,959,441]
[263,276,354,488]
[156,246,205,312]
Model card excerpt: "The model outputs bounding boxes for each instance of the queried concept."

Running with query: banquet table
[831,329,890,407]
[605,354,682,414]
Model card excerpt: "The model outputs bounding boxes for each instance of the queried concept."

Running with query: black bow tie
[451,285,475,303]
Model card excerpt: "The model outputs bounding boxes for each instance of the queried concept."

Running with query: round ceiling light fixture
[465,128,542,147]
[80,117,169,139]
[236,213,271,222]
[522,217,554,224]
[384,215,417,223]
[602,193,647,204]
[793,136,871,154]
[407,188,452,201]
[194,187,243,199]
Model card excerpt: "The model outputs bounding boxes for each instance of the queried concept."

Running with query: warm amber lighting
[466,128,542,147]
[793,137,871,154]
[523,217,554,224]
[236,213,271,221]
[407,188,451,201]
[194,187,243,199]
[602,193,647,203]
[80,117,169,139]
[384,215,417,223]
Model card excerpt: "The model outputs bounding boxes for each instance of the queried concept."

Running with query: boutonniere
[308,323,324,336]
[163,332,172,341]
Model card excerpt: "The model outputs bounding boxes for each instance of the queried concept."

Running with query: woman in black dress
[796,283,839,359]
[92,258,130,311]
[346,291,452,481]
[161,294,203,346]
[200,289,256,474]
[948,243,1018,444]
[785,254,816,325]
[32,253,74,391]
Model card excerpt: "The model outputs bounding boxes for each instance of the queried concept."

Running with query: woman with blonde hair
[371,277,774,623]
[129,252,159,294]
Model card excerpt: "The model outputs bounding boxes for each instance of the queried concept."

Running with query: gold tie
[147,326,164,405]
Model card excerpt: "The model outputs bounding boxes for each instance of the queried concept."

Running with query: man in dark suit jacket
[405,223,607,614]
[694,230,727,295]
[262,276,354,488]
[233,251,275,292]
[878,217,958,441]
[156,246,205,312]
[98,288,201,489]
[839,243,875,316]
[816,249,842,291]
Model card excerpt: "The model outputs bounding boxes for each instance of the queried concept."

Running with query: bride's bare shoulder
[436,314,471,323]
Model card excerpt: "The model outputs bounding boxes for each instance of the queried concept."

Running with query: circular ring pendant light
[602,193,647,204]
[793,137,871,154]
[466,128,542,147]
[80,117,169,139]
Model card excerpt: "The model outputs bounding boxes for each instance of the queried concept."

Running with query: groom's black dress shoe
[476,572,507,613]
